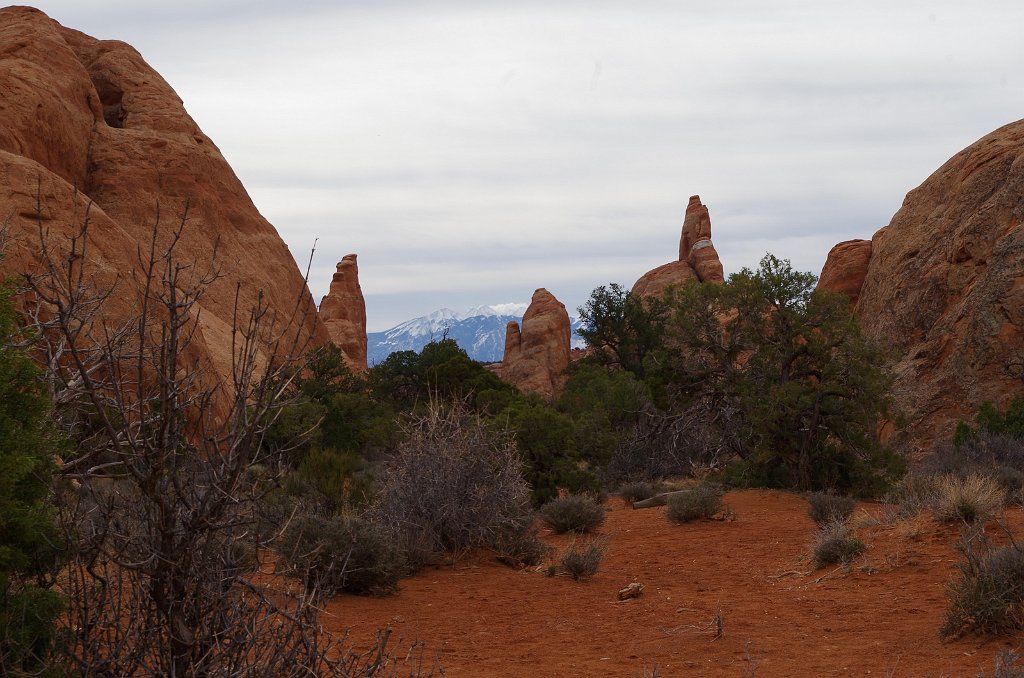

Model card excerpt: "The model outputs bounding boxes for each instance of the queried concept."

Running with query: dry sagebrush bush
[540,494,606,534]
[665,484,726,523]
[933,473,1006,524]
[369,403,537,569]
[943,530,1024,639]
[811,522,865,569]
[558,538,607,581]
[617,481,663,504]
[979,649,1024,678]
[277,514,406,596]
[807,491,856,526]
[882,473,940,520]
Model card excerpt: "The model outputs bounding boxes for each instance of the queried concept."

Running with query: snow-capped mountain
[367,304,586,365]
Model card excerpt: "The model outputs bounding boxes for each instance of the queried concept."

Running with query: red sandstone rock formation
[631,261,699,301]
[679,195,725,283]
[0,7,328,408]
[823,119,1024,455]
[493,288,571,399]
[816,237,874,305]
[319,255,367,372]
[631,195,724,299]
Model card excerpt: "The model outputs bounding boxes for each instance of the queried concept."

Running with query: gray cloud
[27,0,1024,329]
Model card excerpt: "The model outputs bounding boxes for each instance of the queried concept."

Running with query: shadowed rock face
[816,238,875,306]
[632,194,724,299]
[319,255,367,372]
[824,119,1024,455]
[493,288,571,399]
[0,7,328,412]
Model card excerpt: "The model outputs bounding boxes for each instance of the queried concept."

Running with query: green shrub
[277,513,405,596]
[540,495,606,534]
[558,539,606,581]
[807,492,855,526]
[811,522,865,568]
[495,397,600,506]
[0,281,64,673]
[286,447,374,511]
[933,474,1005,524]
[943,533,1024,639]
[665,484,725,523]
[955,397,1024,445]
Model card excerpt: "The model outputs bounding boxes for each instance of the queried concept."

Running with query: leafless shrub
[603,401,738,485]
[369,402,536,570]
[882,473,939,520]
[979,648,1024,678]
[807,491,855,526]
[21,199,415,676]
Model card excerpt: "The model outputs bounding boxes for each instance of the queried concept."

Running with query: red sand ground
[324,490,1024,676]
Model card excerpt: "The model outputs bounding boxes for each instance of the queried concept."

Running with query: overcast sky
[24,1,1024,330]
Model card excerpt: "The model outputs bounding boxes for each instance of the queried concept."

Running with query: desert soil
[325,490,1024,676]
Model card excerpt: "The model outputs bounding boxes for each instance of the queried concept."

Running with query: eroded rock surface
[0,7,328,414]
[829,119,1024,454]
[632,194,724,299]
[679,195,725,284]
[493,288,571,399]
[319,255,367,372]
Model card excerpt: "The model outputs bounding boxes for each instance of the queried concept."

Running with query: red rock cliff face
[632,195,724,299]
[319,255,367,372]
[0,7,328,400]
[825,119,1024,455]
[493,288,571,400]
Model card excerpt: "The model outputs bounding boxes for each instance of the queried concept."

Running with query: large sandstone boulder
[493,288,571,399]
[319,255,367,372]
[829,119,1024,455]
[0,7,328,410]
[631,261,699,301]
[816,237,875,305]
[632,194,724,299]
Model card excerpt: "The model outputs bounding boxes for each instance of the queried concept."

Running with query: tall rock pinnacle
[632,194,725,299]
[319,254,368,372]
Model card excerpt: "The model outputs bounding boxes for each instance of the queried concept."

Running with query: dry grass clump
[811,521,865,569]
[806,492,855,526]
[540,494,606,534]
[943,530,1024,639]
[558,538,607,581]
[933,474,1005,524]
[665,484,725,523]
